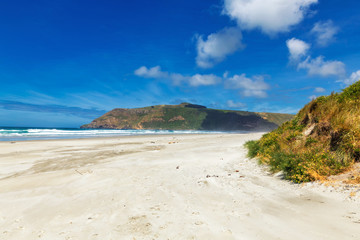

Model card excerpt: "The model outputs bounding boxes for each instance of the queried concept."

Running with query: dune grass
[246,81,360,183]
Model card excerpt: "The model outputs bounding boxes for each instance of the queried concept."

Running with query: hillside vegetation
[246,81,360,183]
[81,103,293,131]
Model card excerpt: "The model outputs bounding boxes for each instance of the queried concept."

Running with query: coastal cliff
[81,103,293,131]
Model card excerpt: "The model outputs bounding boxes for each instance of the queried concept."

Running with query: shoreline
[0,128,255,142]
[0,132,240,143]
[0,133,359,239]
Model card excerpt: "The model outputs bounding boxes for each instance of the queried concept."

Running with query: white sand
[0,133,359,240]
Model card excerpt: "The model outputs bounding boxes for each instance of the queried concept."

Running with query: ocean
[0,127,229,141]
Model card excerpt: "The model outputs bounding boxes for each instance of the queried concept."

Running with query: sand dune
[0,133,359,239]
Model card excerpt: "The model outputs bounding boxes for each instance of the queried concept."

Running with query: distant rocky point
[81,102,293,131]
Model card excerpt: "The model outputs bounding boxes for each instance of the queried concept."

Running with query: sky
[0,0,359,127]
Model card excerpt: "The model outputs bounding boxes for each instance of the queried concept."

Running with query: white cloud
[286,38,310,62]
[135,66,271,98]
[134,66,221,87]
[343,70,360,85]
[311,20,338,46]
[314,87,325,93]
[222,0,318,35]
[298,56,346,77]
[227,100,246,109]
[189,74,222,87]
[225,74,270,98]
[286,37,346,78]
[196,27,244,68]
[134,66,168,78]
[309,95,317,100]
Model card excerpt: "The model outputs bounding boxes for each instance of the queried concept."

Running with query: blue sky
[0,0,359,127]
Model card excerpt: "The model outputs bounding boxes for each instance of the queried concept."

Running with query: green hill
[81,103,293,131]
[246,81,360,183]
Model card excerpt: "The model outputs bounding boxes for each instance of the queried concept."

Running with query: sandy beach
[0,133,359,240]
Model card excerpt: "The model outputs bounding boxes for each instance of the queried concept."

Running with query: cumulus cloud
[222,0,318,35]
[343,70,360,85]
[194,0,318,68]
[225,74,270,98]
[134,66,168,78]
[196,27,244,68]
[189,74,222,87]
[227,100,246,109]
[286,38,310,62]
[311,20,339,46]
[135,66,271,98]
[314,87,325,93]
[298,56,346,77]
[134,66,221,87]
[286,37,346,78]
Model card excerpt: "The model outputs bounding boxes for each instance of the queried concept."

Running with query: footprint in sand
[116,215,153,235]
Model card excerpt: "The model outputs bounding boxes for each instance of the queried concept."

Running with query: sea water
[0,127,229,141]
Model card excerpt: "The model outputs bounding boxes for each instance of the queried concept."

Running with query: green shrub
[268,152,310,183]
[338,80,360,102]
[245,140,260,158]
